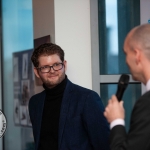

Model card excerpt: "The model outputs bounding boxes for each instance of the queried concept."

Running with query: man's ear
[63,60,67,71]
[34,68,40,78]
[134,49,141,65]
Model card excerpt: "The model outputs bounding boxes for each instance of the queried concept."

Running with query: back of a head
[127,24,150,60]
[31,43,65,67]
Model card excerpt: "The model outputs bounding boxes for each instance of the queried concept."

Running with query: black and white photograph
[14,98,20,124]
[22,53,29,79]
[13,57,19,82]
[19,105,28,126]
[21,80,30,106]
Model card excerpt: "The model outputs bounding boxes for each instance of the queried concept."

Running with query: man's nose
[49,66,55,73]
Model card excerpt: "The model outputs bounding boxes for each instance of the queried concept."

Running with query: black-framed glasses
[37,62,64,73]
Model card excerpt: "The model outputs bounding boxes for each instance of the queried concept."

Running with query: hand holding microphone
[104,74,129,123]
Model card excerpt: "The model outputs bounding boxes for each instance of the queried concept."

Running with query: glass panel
[2,0,34,149]
[105,0,119,74]
[99,0,140,75]
[100,83,141,132]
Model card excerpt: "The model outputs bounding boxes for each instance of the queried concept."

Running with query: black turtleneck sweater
[38,76,67,150]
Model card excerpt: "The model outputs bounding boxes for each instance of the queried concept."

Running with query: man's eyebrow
[53,62,62,64]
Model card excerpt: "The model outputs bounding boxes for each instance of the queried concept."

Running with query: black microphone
[116,74,130,101]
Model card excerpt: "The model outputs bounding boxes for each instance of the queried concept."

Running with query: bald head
[124,24,150,60]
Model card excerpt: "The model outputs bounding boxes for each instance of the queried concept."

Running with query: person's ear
[34,68,40,78]
[63,60,67,71]
[134,49,141,65]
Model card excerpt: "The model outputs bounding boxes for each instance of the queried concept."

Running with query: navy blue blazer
[29,79,110,150]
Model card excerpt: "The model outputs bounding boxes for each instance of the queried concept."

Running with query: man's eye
[53,63,60,67]
[41,66,49,69]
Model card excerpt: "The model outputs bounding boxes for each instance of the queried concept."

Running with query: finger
[111,95,118,102]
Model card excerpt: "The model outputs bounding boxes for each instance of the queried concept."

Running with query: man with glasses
[29,43,110,150]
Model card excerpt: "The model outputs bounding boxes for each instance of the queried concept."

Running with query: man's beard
[41,72,65,89]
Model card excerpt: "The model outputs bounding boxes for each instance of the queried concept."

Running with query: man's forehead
[39,54,60,58]
[38,54,61,62]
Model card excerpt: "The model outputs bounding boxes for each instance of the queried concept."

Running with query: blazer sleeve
[82,91,110,150]
[28,92,44,143]
[28,95,38,142]
[28,96,35,125]
[110,92,150,150]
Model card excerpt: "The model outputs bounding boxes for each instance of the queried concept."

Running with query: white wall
[54,0,92,89]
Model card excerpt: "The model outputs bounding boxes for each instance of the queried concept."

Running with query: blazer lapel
[58,80,73,149]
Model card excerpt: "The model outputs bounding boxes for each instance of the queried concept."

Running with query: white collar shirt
[146,79,150,92]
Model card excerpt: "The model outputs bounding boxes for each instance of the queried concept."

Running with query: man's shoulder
[142,90,150,97]
[68,79,98,96]
[29,90,46,104]
[138,90,150,102]
[133,91,150,110]
[31,90,45,98]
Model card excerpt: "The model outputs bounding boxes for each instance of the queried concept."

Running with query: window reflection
[106,0,118,74]
[99,0,140,74]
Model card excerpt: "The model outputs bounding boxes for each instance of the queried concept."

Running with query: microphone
[116,74,130,101]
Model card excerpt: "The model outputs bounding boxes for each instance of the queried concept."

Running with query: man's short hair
[31,43,65,67]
